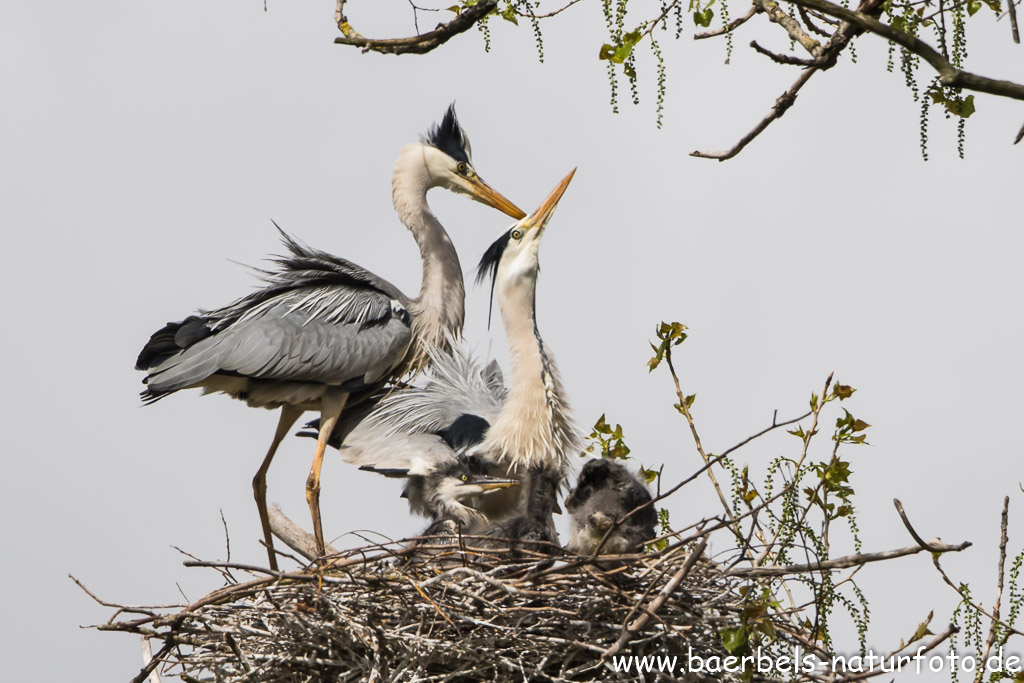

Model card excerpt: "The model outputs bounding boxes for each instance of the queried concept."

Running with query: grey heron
[565,459,657,555]
[323,170,582,529]
[134,106,525,569]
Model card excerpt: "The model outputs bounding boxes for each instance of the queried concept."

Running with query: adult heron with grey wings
[135,106,524,568]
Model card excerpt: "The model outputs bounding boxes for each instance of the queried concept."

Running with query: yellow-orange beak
[468,175,527,220]
[520,168,576,234]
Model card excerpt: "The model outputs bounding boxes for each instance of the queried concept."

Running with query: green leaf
[614,31,642,63]
[598,43,616,61]
[833,383,855,400]
[693,7,714,27]
[500,4,519,24]
[949,94,976,118]
[967,0,982,15]
[639,466,660,486]
[447,5,462,16]
[720,626,748,654]
[909,612,934,642]
[982,0,1002,11]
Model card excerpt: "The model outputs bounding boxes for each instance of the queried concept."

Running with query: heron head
[429,458,520,506]
[475,168,576,291]
[420,104,525,219]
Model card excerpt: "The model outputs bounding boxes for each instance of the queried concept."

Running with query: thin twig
[694,5,760,39]
[730,539,970,577]
[692,68,817,160]
[603,537,708,658]
[978,496,1011,679]
[334,0,498,55]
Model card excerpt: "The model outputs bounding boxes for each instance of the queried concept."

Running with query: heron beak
[468,175,527,220]
[520,168,576,235]
[462,475,521,492]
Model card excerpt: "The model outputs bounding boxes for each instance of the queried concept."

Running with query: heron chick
[565,459,657,556]
[135,106,524,569]
[360,456,517,531]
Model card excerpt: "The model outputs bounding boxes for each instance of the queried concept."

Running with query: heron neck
[393,152,466,362]
[483,275,573,469]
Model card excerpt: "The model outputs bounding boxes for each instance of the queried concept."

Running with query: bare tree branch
[751,39,820,65]
[786,0,1024,100]
[334,0,498,55]
[602,537,708,658]
[1007,0,1021,44]
[694,5,760,39]
[730,539,971,577]
[978,496,1011,679]
[755,0,824,57]
[692,68,816,161]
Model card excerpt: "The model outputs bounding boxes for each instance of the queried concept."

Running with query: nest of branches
[92,525,768,683]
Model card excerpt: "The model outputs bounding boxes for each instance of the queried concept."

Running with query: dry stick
[729,539,970,577]
[751,40,820,65]
[1007,0,1020,43]
[694,5,761,39]
[893,498,950,553]
[602,537,708,659]
[130,640,173,683]
[523,0,588,19]
[268,504,342,562]
[691,68,817,160]
[897,498,1024,639]
[334,0,498,55]
[836,623,959,683]
[977,496,1011,682]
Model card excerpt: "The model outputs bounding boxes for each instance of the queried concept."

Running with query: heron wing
[143,296,412,397]
[139,226,415,400]
[359,343,506,438]
[338,429,457,476]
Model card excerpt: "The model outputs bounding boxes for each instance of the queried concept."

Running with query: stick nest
[105,539,747,682]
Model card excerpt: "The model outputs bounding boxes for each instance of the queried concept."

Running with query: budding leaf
[834,383,855,400]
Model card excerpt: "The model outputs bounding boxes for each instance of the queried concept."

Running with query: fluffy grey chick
[565,459,657,555]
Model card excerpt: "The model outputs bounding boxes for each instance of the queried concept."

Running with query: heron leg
[253,405,303,571]
[306,392,348,562]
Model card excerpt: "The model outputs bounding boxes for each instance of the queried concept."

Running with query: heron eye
[456,162,468,174]
[461,474,468,482]
[511,229,523,240]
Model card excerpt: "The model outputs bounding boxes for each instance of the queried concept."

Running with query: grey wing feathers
[357,342,506,438]
[334,343,506,474]
[338,429,456,475]
[140,226,413,399]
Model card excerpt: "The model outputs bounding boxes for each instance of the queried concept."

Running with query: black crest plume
[423,104,471,163]
[475,228,513,329]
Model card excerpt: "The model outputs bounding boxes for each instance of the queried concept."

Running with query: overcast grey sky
[2,1,1022,680]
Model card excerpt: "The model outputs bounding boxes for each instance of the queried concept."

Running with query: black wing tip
[359,466,413,478]
[423,103,470,164]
